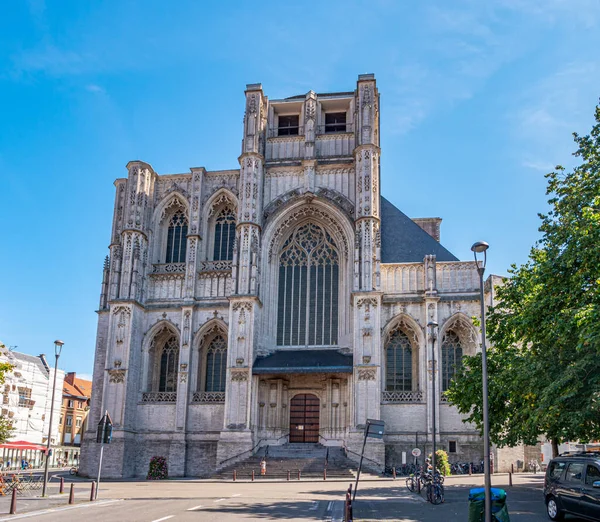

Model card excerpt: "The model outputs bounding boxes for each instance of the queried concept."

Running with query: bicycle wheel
[431,484,444,505]
[406,476,415,492]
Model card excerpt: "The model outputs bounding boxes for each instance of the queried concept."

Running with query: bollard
[68,483,75,504]
[298,470,301,481]
[287,470,290,481]
[323,468,327,481]
[509,472,513,487]
[469,463,472,475]
[251,470,255,481]
[392,467,396,480]
[60,476,65,494]
[10,487,17,514]
[491,459,494,474]
[511,463,514,474]
[233,470,237,482]
[90,481,96,501]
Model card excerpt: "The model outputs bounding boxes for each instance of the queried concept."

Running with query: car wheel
[546,496,564,521]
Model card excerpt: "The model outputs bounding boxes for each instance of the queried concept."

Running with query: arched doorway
[289,394,320,443]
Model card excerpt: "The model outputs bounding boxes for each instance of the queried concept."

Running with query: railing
[218,432,289,467]
[191,391,225,404]
[198,260,232,272]
[316,123,354,134]
[152,263,186,274]
[141,392,177,403]
[382,390,424,403]
[268,127,304,138]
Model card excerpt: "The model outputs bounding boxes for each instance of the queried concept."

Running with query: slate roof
[253,350,353,374]
[7,351,49,377]
[380,196,458,263]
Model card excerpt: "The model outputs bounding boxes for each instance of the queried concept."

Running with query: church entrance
[289,394,319,443]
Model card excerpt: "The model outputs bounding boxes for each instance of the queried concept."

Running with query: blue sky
[1,0,599,377]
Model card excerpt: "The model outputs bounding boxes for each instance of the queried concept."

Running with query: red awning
[0,440,47,451]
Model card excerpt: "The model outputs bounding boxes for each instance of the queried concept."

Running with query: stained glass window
[441,331,463,391]
[385,330,412,391]
[158,336,179,392]
[277,223,339,346]
[213,208,236,261]
[205,335,227,392]
[166,210,188,263]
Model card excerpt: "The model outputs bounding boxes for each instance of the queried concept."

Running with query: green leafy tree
[447,102,600,457]
[0,343,15,444]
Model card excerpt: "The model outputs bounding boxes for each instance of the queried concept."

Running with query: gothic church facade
[81,74,488,478]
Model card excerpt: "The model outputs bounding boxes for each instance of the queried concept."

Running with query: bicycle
[70,467,79,476]
[426,480,445,504]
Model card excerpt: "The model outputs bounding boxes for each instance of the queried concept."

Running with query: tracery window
[385,330,412,391]
[213,208,236,261]
[204,335,227,392]
[441,331,463,391]
[165,210,188,263]
[157,335,179,392]
[277,223,339,346]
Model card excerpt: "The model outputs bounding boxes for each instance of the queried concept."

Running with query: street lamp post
[42,340,64,497]
[427,321,438,477]
[471,241,491,522]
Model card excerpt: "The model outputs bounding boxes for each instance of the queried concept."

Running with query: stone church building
[80,74,491,478]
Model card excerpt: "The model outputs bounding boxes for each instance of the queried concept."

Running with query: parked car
[544,452,600,520]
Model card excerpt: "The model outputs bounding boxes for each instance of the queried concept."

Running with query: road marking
[0,499,123,521]
[231,493,241,497]
[327,501,333,511]
[309,501,319,510]
[187,505,203,511]
[151,517,174,522]
[214,498,226,502]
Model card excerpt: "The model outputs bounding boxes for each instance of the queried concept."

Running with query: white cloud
[86,84,105,94]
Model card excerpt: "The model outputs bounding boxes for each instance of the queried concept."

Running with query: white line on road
[187,505,203,511]
[327,501,333,511]
[0,500,123,521]
[309,501,319,510]
[151,516,174,522]
[231,493,241,497]
[214,498,226,502]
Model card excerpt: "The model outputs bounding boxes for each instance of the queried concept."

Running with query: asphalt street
[0,473,590,521]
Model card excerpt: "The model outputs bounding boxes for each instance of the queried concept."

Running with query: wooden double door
[289,394,320,443]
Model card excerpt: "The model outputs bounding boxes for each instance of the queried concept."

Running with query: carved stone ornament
[357,368,376,381]
[362,356,371,364]
[236,357,245,366]
[180,372,188,383]
[108,369,126,384]
[356,297,378,308]
[113,359,122,368]
[231,369,249,382]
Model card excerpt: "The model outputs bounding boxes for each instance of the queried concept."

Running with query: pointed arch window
[205,335,227,392]
[154,335,179,392]
[385,329,413,391]
[277,223,339,346]
[441,331,463,391]
[166,210,188,263]
[213,208,236,261]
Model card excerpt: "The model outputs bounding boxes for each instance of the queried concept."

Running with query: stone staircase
[214,443,361,480]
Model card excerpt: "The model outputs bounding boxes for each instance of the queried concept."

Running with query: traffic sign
[412,448,421,457]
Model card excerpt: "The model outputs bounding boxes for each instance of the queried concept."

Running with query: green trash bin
[468,488,510,522]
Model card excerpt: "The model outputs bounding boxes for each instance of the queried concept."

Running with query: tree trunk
[552,439,559,458]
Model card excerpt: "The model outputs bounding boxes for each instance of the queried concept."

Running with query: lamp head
[427,321,438,329]
[54,340,64,357]
[471,241,489,254]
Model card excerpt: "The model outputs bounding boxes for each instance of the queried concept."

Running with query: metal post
[472,241,492,522]
[60,476,64,493]
[90,481,96,501]
[42,344,62,497]
[352,423,369,502]
[428,322,438,478]
[95,443,104,499]
[68,482,75,504]
[10,487,17,514]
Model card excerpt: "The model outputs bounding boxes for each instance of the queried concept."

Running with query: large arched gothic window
[204,335,227,392]
[385,330,413,391]
[165,210,188,263]
[213,208,236,261]
[441,331,463,391]
[277,223,339,346]
[148,333,179,393]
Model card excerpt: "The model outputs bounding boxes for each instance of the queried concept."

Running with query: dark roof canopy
[253,350,353,374]
[380,196,458,263]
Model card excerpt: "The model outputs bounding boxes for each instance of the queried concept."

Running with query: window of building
[278,115,299,136]
[165,210,188,263]
[324,112,347,133]
[205,335,227,392]
[158,336,179,392]
[68,400,74,408]
[441,331,463,391]
[66,416,73,427]
[59,414,64,425]
[449,441,457,453]
[78,401,83,409]
[213,208,236,261]
[385,330,412,391]
[17,387,32,408]
[75,417,82,428]
[277,223,339,346]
